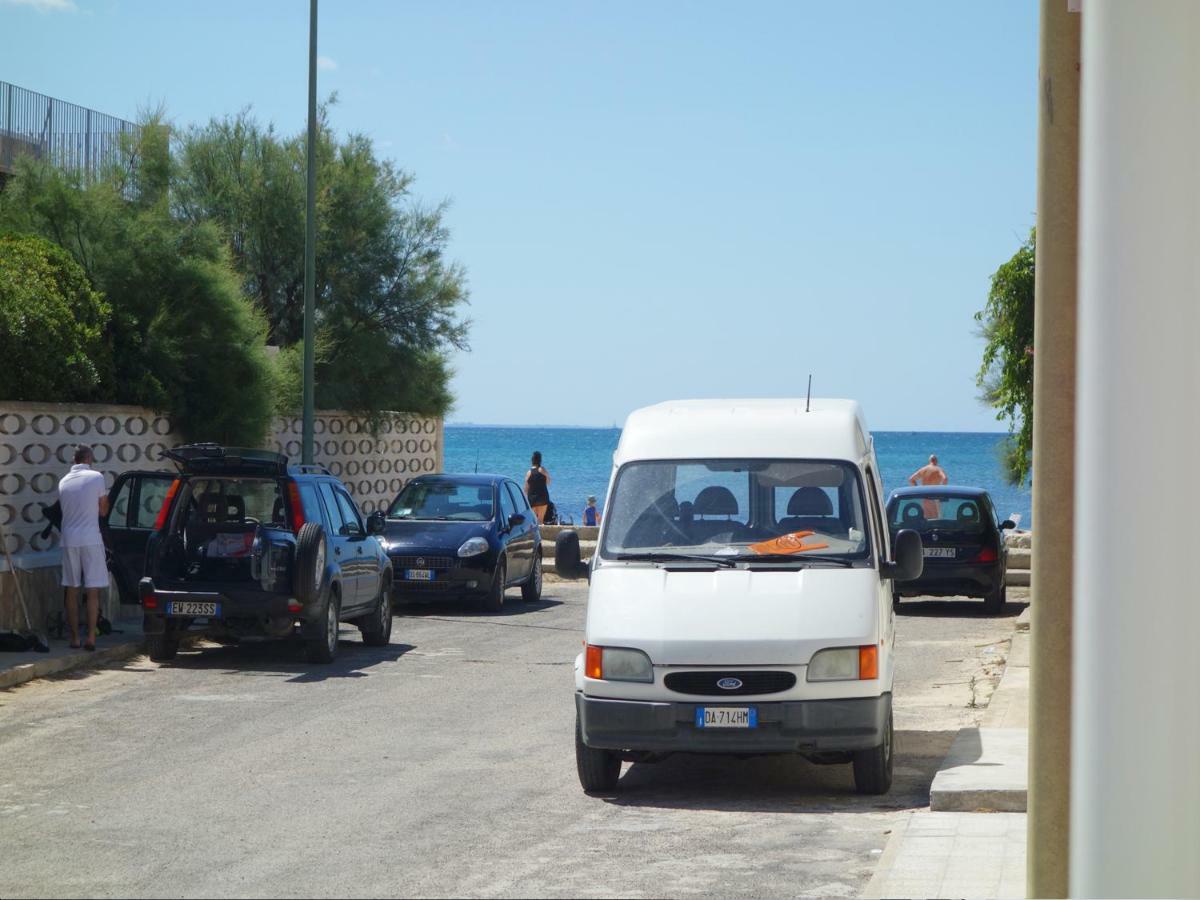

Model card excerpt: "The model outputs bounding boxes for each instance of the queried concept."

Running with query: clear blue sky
[3,0,1037,431]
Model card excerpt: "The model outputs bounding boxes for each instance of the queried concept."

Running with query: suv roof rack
[291,464,332,476]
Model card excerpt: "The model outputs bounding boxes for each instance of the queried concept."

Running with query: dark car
[380,474,542,611]
[105,444,393,664]
[885,486,1016,613]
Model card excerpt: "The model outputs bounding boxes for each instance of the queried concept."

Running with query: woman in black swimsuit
[525,451,552,523]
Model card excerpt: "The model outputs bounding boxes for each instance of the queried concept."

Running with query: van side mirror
[367,510,386,535]
[881,529,923,582]
[1000,519,1016,530]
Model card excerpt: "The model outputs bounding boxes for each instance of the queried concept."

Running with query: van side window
[864,467,886,559]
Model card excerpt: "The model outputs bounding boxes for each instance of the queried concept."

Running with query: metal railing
[0,81,138,180]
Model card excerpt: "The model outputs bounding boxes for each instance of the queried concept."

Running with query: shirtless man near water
[910,454,948,519]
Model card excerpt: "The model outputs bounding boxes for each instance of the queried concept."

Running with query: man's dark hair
[73,445,94,464]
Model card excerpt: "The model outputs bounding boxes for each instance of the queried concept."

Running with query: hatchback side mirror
[1000,519,1016,530]
[881,529,923,582]
[508,513,526,528]
[367,510,386,535]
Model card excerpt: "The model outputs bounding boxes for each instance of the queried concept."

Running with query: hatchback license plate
[696,707,757,729]
[924,548,956,558]
[167,600,219,617]
[404,569,434,581]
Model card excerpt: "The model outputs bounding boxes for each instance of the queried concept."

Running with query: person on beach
[583,496,602,527]
[58,445,109,651]
[525,451,552,524]
[909,454,949,519]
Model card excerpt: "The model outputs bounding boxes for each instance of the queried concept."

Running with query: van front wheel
[575,711,620,793]
[852,707,894,795]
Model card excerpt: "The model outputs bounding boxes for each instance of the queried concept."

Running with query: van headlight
[585,645,653,682]
[808,646,881,682]
[457,537,490,558]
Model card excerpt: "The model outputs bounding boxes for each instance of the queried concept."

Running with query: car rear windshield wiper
[613,552,738,568]
[730,552,855,567]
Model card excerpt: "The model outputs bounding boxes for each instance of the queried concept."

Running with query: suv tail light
[287,481,306,534]
[976,545,999,563]
[153,479,181,532]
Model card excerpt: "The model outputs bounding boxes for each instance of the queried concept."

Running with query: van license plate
[167,601,219,617]
[696,707,757,729]
[923,548,956,558]
[404,569,433,581]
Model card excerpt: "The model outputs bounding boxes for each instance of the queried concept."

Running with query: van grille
[664,671,797,696]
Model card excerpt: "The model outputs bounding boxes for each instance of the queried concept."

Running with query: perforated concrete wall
[0,402,442,563]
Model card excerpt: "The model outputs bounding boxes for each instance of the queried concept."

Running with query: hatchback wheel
[360,577,393,647]
[483,558,506,612]
[521,556,543,603]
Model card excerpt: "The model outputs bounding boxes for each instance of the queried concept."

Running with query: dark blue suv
[107,445,393,665]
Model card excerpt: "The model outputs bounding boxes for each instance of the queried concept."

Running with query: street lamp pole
[301,0,318,465]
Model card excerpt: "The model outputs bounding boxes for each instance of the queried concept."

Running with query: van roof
[615,399,871,466]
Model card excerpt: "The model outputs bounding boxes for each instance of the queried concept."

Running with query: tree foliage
[0,128,275,445]
[173,107,469,417]
[976,229,1035,486]
[0,232,111,401]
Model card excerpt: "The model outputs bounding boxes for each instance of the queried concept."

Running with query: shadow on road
[598,728,955,814]
[895,598,1028,619]
[395,595,565,618]
[161,636,416,683]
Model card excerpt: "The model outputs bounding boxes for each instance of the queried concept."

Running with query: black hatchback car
[107,444,393,665]
[886,486,1015,613]
[379,474,542,611]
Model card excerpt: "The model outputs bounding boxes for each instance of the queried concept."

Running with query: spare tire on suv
[293,521,327,604]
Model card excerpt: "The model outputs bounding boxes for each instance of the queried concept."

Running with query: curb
[0,638,147,691]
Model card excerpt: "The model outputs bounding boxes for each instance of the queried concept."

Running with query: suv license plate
[924,548,956,558]
[404,569,433,581]
[696,707,757,729]
[167,600,219,617]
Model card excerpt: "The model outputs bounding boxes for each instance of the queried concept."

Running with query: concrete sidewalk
[0,616,147,690]
[865,614,1031,898]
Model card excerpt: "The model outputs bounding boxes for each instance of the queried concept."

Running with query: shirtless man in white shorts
[58,445,110,650]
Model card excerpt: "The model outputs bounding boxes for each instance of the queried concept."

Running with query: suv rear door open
[105,471,177,605]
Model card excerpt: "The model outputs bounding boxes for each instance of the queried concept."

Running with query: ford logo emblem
[717,677,743,691]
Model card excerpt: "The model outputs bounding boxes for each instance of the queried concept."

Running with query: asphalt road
[0,583,1025,899]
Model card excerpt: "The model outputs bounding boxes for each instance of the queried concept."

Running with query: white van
[573,399,923,795]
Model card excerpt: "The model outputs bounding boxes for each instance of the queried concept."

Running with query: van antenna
[806,374,812,413]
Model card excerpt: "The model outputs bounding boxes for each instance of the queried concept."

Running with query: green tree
[173,107,469,417]
[976,229,1035,486]
[0,143,275,445]
[0,232,111,401]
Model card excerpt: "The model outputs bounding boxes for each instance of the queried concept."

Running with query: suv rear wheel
[147,627,178,662]
[306,593,340,664]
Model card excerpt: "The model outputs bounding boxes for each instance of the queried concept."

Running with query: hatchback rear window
[891,495,988,533]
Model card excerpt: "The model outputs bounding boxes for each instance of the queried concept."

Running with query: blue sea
[444,427,1033,529]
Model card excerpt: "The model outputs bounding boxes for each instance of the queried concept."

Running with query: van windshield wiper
[613,552,738,568]
[730,552,855,567]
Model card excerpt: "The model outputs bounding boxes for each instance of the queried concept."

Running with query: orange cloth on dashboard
[748,530,830,555]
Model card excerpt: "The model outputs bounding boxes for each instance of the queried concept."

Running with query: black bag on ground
[0,631,39,652]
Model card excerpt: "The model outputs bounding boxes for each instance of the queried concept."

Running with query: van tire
[983,581,1006,614]
[555,531,583,578]
[293,522,327,606]
[852,707,894,795]
[575,712,620,793]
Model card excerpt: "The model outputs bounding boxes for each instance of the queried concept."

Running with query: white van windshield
[600,459,871,564]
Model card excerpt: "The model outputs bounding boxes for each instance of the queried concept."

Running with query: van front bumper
[576,692,890,754]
